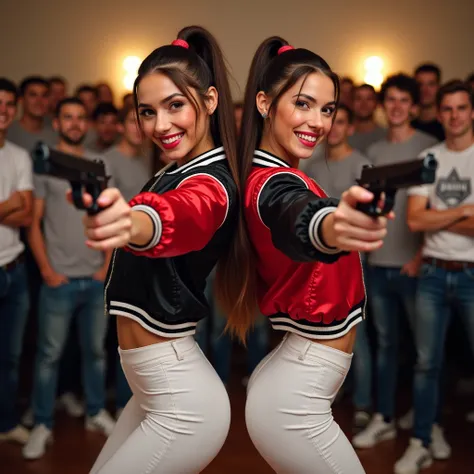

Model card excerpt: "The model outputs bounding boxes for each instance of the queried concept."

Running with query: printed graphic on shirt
[435,168,472,207]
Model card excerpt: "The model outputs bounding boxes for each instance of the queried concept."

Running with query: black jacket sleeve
[258,172,348,263]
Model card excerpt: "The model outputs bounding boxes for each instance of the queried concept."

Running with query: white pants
[246,332,366,474]
[90,336,230,474]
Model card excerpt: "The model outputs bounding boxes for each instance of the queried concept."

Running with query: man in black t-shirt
[411,63,445,141]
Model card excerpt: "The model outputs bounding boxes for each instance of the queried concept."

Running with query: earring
[261,112,268,119]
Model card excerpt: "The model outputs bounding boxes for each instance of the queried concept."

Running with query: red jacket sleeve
[125,173,229,258]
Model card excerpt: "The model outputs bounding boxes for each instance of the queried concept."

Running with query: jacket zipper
[103,162,176,315]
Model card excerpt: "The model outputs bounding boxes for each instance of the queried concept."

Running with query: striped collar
[252,149,291,168]
[164,146,226,175]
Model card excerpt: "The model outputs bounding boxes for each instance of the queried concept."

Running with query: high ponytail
[178,27,260,343]
[223,37,341,339]
[133,26,258,343]
[239,36,288,187]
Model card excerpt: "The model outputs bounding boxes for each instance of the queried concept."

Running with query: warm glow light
[122,56,141,91]
[364,56,384,89]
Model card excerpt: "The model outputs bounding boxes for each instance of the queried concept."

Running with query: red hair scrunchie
[278,45,295,55]
[171,39,189,49]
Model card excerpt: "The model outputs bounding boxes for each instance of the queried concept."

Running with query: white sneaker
[85,409,115,436]
[398,408,414,430]
[0,425,30,444]
[353,410,371,432]
[394,438,433,474]
[430,424,451,460]
[22,425,53,460]
[57,392,85,418]
[352,413,396,448]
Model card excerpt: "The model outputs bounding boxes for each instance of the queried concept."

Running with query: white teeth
[162,134,184,144]
[295,132,317,143]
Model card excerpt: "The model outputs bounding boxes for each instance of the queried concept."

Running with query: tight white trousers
[89,336,230,474]
[246,332,366,474]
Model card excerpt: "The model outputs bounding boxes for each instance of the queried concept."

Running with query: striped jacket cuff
[127,204,162,251]
[308,206,341,254]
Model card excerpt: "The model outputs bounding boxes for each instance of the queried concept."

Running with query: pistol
[31,141,110,215]
[356,153,438,217]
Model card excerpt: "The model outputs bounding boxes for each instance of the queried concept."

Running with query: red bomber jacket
[244,149,366,340]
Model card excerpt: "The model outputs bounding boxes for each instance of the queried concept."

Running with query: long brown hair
[133,26,255,342]
[224,37,341,340]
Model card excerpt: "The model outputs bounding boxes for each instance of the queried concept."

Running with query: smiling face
[54,103,88,146]
[0,90,17,133]
[438,91,474,139]
[257,71,336,165]
[22,83,49,119]
[327,107,353,147]
[383,86,416,128]
[136,72,217,164]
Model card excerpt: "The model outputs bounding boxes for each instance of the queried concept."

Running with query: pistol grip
[356,189,396,217]
[85,183,102,216]
[356,190,382,217]
[70,182,102,216]
[71,182,87,213]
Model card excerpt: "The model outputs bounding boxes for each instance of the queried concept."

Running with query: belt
[422,257,474,271]
[1,253,24,272]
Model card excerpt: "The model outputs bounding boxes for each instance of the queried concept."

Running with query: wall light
[364,56,384,89]
[123,56,142,91]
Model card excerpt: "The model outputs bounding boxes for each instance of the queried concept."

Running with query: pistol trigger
[381,190,396,215]
[85,183,101,216]
[71,182,86,211]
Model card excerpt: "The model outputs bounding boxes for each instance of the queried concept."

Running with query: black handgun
[31,141,110,215]
[356,153,438,217]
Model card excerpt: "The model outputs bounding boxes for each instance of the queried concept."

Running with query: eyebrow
[293,93,337,106]
[138,93,185,108]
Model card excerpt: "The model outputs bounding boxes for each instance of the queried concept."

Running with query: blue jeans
[414,262,474,445]
[351,258,373,411]
[195,270,269,384]
[367,265,417,418]
[32,278,107,428]
[0,261,29,432]
[352,318,372,410]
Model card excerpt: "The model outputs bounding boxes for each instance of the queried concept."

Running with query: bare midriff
[117,317,179,350]
[303,325,358,354]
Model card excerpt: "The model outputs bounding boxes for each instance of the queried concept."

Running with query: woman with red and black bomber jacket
[231,37,391,474]
[75,26,247,474]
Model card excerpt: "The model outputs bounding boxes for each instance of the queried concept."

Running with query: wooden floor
[1,375,474,474]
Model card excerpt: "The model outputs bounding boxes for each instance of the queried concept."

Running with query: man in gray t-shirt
[348,84,387,156]
[104,104,152,202]
[353,74,439,453]
[23,98,115,460]
[7,77,57,153]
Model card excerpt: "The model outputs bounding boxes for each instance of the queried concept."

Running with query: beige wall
[2,0,473,102]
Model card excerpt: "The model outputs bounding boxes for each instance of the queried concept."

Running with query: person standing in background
[23,97,115,460]
[0,77,34,446]
[412,63,445,141]
[7,76,57,151]
[352,74,440,455]
[348,84,386,156]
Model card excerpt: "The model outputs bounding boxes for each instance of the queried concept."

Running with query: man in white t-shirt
[395,81,474,473]
[0,78,34,445]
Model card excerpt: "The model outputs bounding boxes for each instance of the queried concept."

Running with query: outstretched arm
[79,174,230,258]
[256,172,388,263]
